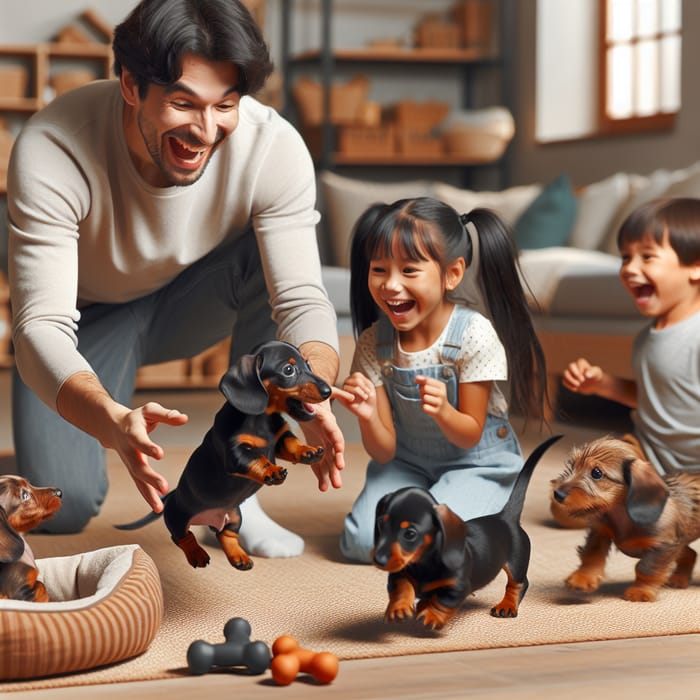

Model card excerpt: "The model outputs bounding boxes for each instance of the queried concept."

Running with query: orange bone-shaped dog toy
[270,635,339,686]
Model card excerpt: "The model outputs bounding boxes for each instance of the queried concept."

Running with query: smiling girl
[334,197,547,562]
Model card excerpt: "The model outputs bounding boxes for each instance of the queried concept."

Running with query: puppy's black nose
[54,488,63,499]
[372,550,389,569]
[553,488,566,503]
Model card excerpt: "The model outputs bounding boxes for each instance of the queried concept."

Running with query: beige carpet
[2,429,700,692]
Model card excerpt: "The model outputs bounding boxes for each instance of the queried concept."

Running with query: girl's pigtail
[349,203,387,337]
[461,209,548,420]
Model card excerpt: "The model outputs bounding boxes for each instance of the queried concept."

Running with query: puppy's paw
[623,585,657,602]
[666,572,691,589]
[385,600,415,623]
[263,466,288,485]
[298,445,325,465]
[416,600,455,630]
[565,569,602,592]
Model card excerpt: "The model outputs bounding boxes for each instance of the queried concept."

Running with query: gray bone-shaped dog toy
[187,617,271,675]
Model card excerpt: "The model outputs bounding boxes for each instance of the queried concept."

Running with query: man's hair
[113,0,273,97]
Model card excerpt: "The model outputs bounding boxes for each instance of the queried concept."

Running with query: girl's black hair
[348,197,547,420]
[112,0,273,98]
[617,197,700,265]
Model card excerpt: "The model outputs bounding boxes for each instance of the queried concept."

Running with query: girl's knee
[339,516,374,564]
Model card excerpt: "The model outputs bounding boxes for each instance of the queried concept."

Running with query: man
[5,0,345,554]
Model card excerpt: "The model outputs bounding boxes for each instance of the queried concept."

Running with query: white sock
[238,494,305,558]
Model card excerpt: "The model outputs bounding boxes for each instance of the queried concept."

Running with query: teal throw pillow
[513,174,578,250]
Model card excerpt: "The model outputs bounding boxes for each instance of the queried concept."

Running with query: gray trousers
[12,228,275,533]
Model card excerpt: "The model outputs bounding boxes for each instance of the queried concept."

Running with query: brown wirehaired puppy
[551,435,700,602]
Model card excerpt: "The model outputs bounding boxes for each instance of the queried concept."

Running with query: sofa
[318,160,700,414]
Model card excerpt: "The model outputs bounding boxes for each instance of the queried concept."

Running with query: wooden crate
[414,17,461,49]
[395,128,444,157]
[337,125,395,157]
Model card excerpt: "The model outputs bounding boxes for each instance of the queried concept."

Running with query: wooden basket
[337,125,395,157]
[0,66,29,99]
[390,99,450,133]
[443,125,509,162]
[395,128,444,157]
[414,17,461,49]
[454,0,493,49]
[293,75,369,126]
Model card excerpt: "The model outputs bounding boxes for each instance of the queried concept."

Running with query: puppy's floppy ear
[0,508,25,564]
[373,491,394,544]
[219,352,270,415]
[623,458,669,526]
[434,504,466,571]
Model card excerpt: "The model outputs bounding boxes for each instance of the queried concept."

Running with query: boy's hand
[562,358,604,395]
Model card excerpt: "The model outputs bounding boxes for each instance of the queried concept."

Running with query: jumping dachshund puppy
[373,435,562,630]
[551,435,700,602]
[0,475,63,601]
[117,340,331,570]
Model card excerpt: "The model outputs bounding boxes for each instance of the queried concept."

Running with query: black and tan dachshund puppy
[373,435,562,629]
[552,435,700,602]
[0,475,63,601]
[117,340,331,570]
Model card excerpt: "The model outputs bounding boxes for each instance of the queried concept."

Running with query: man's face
[121,52,243,187]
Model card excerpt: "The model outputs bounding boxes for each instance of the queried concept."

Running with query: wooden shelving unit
[280,0,516,186]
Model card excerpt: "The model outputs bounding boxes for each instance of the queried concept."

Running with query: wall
[512,0,700,186]
[2,0,699,188]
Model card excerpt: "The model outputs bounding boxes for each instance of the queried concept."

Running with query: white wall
[0,0,138,43]
[535,0,598,142]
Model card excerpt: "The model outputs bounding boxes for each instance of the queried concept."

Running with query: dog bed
[0,544,163,680]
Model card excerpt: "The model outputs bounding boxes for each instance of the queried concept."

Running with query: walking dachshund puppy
[117,341,331,570]
[551,435,700,602]
[373,435,562,630]
[0,475,63,601]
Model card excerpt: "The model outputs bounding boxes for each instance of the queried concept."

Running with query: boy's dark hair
[618,197,700,265]
[112,0,273,98]
[348,197,547,420]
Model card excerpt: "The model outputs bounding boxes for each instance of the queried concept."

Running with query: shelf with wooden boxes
[282,0,514,185]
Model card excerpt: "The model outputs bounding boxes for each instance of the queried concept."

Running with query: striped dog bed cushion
[0,544,162,680]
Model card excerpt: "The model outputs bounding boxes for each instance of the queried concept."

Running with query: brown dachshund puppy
[373,435,562,630]
[0,475,63,602]
[551,435,700,602]
[117,341,331,570]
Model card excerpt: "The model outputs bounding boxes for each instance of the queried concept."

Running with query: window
[535,0,682,143]
[600,0,682,134]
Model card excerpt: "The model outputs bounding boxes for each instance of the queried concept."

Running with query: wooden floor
[16,634,700,699]
[4,375,700,699]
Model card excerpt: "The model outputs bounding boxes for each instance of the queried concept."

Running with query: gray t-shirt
[632,310,700,473]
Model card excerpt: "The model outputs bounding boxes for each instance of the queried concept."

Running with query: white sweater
[8,80,337,408]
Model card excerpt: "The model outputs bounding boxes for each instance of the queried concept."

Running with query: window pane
[660,35,682,112]
[660,0,681,32]
[635,40,658,115]
[608,0,634,41]
[608,45,633,118]
[636,0,658,38]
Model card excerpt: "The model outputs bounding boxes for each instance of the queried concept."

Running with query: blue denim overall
[340,306,523,563]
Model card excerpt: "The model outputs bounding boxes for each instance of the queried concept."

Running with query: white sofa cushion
[519,247,638,318]
[432,181,542,226]
[320,171,434,267]
[568,172,630,250]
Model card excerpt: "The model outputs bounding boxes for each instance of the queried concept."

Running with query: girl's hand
[562,358,604,395]
[338,372,378,421]
[415,375,449,417]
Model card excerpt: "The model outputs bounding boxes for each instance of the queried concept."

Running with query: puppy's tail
[113,493,170,531]
[502,434,563,520]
